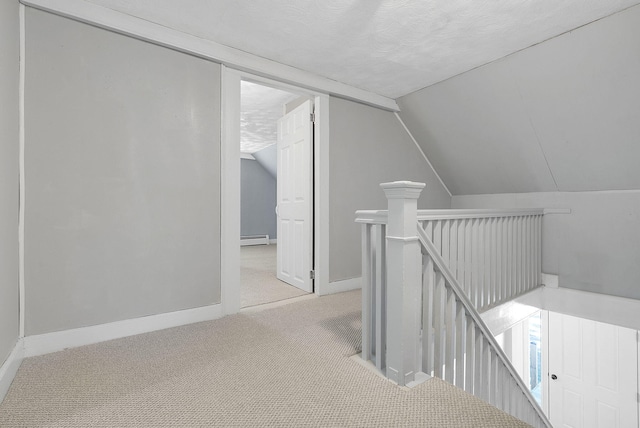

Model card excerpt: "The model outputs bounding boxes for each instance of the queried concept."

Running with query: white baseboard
[321,277,361,295]
[0,340,24,404]
[23,303,223,358]
[240,235,269,246]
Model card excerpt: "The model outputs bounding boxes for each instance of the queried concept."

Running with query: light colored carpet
[241,244,307,308]
[0,290,530,427]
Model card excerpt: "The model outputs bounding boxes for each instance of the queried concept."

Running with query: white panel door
[276,100,313,292]
[549,312,638,428]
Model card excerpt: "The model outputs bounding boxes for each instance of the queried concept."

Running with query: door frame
[220,66,330,315]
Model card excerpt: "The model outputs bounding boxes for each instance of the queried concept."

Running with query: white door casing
[548,312,638,428]
[276,100,313,292]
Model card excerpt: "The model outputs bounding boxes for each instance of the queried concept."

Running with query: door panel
[549,312,638,428]
[276,100,313,292]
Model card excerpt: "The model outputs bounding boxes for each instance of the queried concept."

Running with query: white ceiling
[83,0,639,98]
[241,81,298,154]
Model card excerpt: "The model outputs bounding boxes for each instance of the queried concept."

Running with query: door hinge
[310,270,315,280]
[310,112,316,123]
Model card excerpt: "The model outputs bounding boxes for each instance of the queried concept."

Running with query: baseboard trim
[23,303,224,358]
[240,235,270,246]
[0,340,24,404]
[321,277,361,295]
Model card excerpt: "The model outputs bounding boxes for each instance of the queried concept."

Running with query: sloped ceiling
[398,5,640,194]
[84,0,640,98]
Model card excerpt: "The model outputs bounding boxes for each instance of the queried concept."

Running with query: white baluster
[457,220,465,291]
[471,218,479,308]
[483,219,491,310]
[445,286,456,383]
[490,218,497,307]
[496,218,503,304]
[449,220,458,281]
[465,314,475,392]
[375,223,386,371]
[455,302,466,388]
[464,219,472,298]
[492,353,500,408]
[422,253,434,375]
[434,271,445,378]
[361,223,372,362]
[483,338,491,401]
[474,326,483,396]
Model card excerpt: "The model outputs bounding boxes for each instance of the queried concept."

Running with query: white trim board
[18,3,26,339]
[320,277,362,296]
[21,0,399,112]
[220,67,241,316]
[394,112,452,198]
[0,341,24,404]
[23,303,223,358]
[222,69,331,306]
[514,285,640,332]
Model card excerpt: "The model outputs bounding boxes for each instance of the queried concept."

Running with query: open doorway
[239,80,313,308]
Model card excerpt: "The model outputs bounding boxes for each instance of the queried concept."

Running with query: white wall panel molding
[394,113,451,197]
[0,340,24,404]
[23,304,223,358]
[18,3,26,339]
[220,67,241,316]
[20,0,399,112]
[313,94,331,296]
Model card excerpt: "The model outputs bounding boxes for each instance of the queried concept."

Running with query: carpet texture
[241,244,308,308]
[0,290,530,427]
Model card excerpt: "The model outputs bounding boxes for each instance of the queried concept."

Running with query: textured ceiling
[83,0,640,98]
[241,81,298,154]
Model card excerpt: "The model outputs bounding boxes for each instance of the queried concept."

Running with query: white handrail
[357,209,545,312]
[356,208,569,223]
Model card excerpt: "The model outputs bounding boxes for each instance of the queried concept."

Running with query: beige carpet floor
[0,290,530,427]
[241,244,308,308]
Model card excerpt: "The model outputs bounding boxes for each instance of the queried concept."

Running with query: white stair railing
[419,209,543,312]
[356,181,552,428]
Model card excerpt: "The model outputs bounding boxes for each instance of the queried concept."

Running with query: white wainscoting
[23,303,223,358]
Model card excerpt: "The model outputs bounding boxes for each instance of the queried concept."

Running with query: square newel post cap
[380,181,425,199]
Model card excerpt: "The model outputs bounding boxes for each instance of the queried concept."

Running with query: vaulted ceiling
[84,0,639,98]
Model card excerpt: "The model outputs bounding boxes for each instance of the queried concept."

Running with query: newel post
[381,181,425,386]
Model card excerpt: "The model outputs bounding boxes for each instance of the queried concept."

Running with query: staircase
[355,181,554,428]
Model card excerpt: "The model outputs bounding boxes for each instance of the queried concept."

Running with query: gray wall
[397,5,640,300]
[241,158,276,239]
[252,144,276,179]
[25,9,222,335]
[329,97,451,282]
[0,0,19,362]
[398,4,640,195]
[453,192,640,301]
